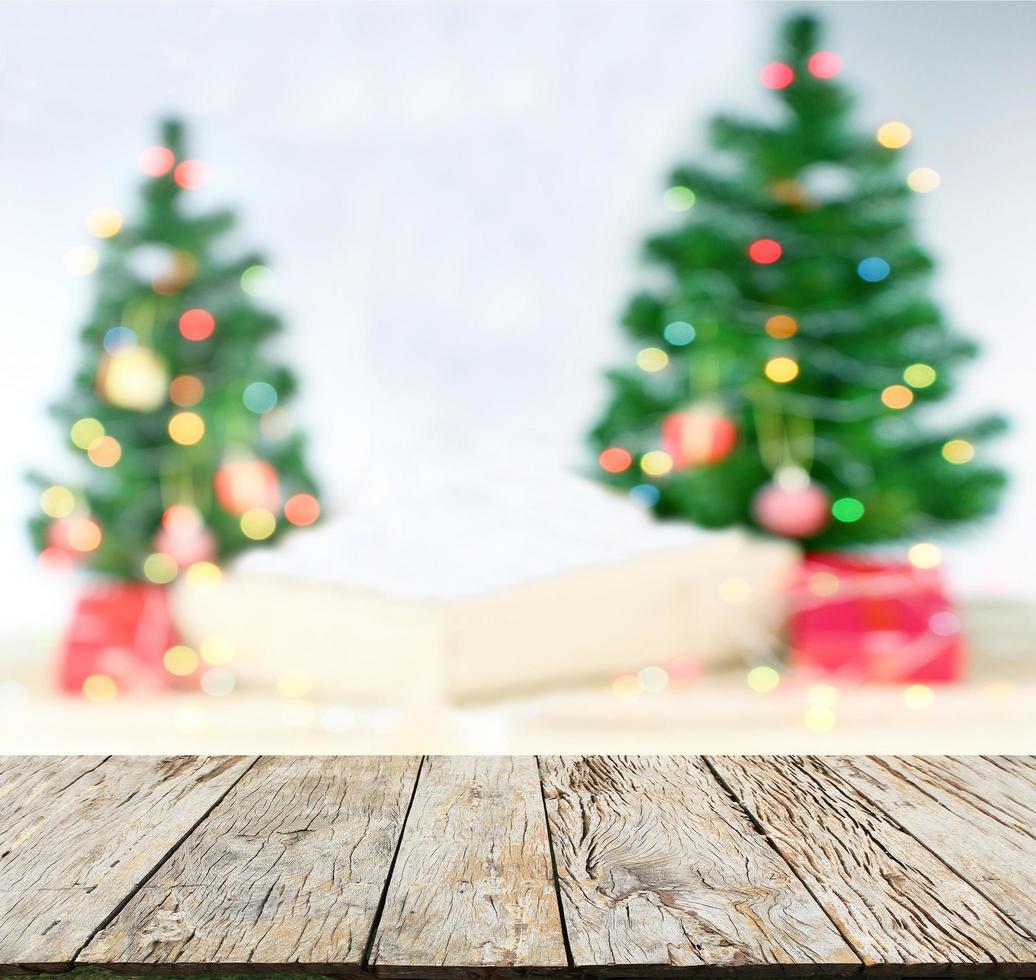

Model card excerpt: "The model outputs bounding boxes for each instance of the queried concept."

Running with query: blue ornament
[103,326,136,354]
[629,484,661,507]
[857,257,890,282]
[663,321,696,346]
[243,381,278,414]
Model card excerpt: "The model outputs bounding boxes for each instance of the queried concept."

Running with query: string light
[857,257,890,282]
[67,518,102,552]
[163,644,199,676]
[876,121,912,149]
[169,374,204,407]
[903,363,936,388]
[663,321,695,345]
[832,497,865,522]
[240,264,274,297]
[598,447,632,473]
[284,493,320,526]
[179,308,215,341]
[663,186,695,211]
[747,665,780,693]
[174,160,208,189]
[807,51,842,79]
[759,62,794,90]
[908,542,942,569]
[143,552,178,584]
[103,326,136,354]
[168,411,205,445]
[200,636,235,665]
[907,168,940,193]
[640,450,673,476]
[82,673,118,702]
[765,356,799,383]
[70,418,104,450]
[86,206,123,239]
[240,507,276,540]
[748,238,782,264]
[881,384,913,409]
[636,347,669,372]
[242,382,278,414]
[764,314,797,339]
[87,435,122,467]
[64,245,98,276]
[942,439,975,464]
[139,145,175,176]
[40,486,75,519]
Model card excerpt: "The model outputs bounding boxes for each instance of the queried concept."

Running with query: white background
[1,1,1033,635]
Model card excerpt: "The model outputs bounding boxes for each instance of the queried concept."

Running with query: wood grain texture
[709,755,1036,975]
[369,755,567,977]
[81,756,421,975]
[826,755,1036,937]
[0,755,252,974]
[539,756,858,977]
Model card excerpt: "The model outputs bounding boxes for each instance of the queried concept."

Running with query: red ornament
[752,469,830,538]
[789,554,964,682]
[807,51,842,79]
[284,493,321,527]
[598,447,633,474]
[759,62,794,90]
[57,581,186,695]
[179,308,215,341]
[215,458,280,515]
[174,160,208,189]
[748,238,783,264]
[661,407,737,469]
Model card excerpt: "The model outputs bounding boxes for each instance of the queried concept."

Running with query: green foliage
[590,15,1007,547]
[28,118,320,579]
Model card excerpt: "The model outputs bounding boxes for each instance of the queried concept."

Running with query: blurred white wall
[1,0,1033,634]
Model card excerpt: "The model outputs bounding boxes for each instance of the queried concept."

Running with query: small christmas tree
[29,119,320,687]
[590,15,1006,547]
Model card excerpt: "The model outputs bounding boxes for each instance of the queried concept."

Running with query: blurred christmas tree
[590,15,1006,547]
[29,118,321,583]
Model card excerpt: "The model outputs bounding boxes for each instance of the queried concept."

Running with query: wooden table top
[1,756,1034,978]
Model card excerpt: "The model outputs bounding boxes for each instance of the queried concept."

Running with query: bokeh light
[185,561,222,589]
[139,145,175,176]
[163,644,199,676]
[40,486,75,519]
[908,542,942,569]
[832,497,865,522]
[70,417,104,450]
[87,435,122,467]
[907,167,941,193]
[169,374,204,407]
[640,450,673,476]
[748,238,782,264]
[82,674,118,702]
[759,62,794,90]
[103,326,136,354]
[807,51,842,78]
[611,674,641,700]
[808,683,840,708]
[240,507,276,540]
[765,314,797,339]
[629,484,660,507]
[86,206,123,238]
[143,552,178,584]
[663,186,696,211]
[747,665,780,693]
[64,245,98,276]
[598,447,632,473]
[67,518,102,552]
[278,670,313,698]
[240,264,274,297]
[903,683,935,710]
[804,705,837,732]
[163,503,202,535]
[174,160,209,189]
[201,667,236,697]
[876,121,912,149]
[881,384,913,409]
[904,363,937,388]
[765,356,799,383]
[663,321,695,345]
[942,439,975,464]
[808,571,840,596]
[637,665,669,694]
[636,347,669,372]
[200,636,235,666]
[168,411,205,445]
[243,381,278,414]
[857,257,890,282]
[284,493,320,526]
[179,308,215,341]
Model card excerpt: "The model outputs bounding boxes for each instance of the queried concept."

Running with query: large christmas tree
[590,15,1006,547]
[30,119,320,583]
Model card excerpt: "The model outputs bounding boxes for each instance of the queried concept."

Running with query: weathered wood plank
[80,755,421,975]
[826,755,1036,937]
[539,755,858,976]
[369,755,567,977]
[0,755,252,974]
[709,755,1036,975]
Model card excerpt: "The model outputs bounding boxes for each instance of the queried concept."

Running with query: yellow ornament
[97,346,169,411]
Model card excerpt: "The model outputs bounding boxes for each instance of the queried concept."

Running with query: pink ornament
[662,408,737,469]
[752,470,831,538]
[214,459,280,515]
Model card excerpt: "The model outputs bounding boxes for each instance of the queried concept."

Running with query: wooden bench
[1,755,1034,977]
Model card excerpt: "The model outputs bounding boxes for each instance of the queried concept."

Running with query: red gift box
[58,581,186,695]
[789,553,964,683]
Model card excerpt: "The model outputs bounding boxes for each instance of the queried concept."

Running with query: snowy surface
[238,461,715,600]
